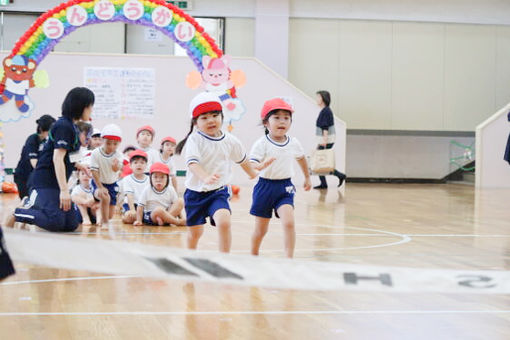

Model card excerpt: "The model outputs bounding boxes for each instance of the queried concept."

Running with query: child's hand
[204,173,220,185]
[98,187,109,198]
[176,217,186,226]
[112,158,121,171]
[303,177,311,191]
[133,220,143,226]
[86,197,96,207]
[254,157,276,171]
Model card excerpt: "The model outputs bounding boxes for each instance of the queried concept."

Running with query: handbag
[310,148,335,174]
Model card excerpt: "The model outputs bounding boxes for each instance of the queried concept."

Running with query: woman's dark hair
[176,111,224,155]
[36,114,56,133]
[62,87,95,120]
[262,109,292,135]
[316,90,331,107]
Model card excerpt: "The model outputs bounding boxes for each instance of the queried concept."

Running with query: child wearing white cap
[175,92,274,253]
[90,123,124,228]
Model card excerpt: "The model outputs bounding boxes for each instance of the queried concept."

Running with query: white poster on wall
[84,67,155,119]
[144,27,163,42]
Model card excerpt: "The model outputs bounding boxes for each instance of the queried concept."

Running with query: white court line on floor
[0,275,138,286]
[1,310,510,316]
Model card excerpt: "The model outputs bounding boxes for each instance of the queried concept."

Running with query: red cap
[136,125,155,137]
[189,92,222,118]
[161,136,176,145]
[150,162,170,175]
[260,98,294,120]
[129,149,148,162]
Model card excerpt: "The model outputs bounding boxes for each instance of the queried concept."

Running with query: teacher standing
[314,90,346,189]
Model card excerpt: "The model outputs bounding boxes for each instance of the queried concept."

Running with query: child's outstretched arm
[296,157,311,191]
[188,163,220,185]
[240,157,276,179]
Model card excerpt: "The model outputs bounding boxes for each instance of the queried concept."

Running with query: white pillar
[255,0,289,78]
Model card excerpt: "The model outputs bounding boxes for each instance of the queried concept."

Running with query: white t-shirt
[137,186,178,212]
[158,153,177,176]
[184,130,246,192]
[90,147,123,184]
[71,184,94,202]
[121,174,149,202]
[249,135,305,180]
[138,146,160,169]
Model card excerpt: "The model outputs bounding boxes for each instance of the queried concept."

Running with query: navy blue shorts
[0,227,15,280]
[184,186,231,226]
[142,210,157,226]
[122,203,137,214]
[92,181,119,206]
[250,178,295,218]
[14,188,79,232]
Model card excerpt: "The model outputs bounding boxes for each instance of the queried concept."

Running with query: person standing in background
[314,90,346,189]
[14,114,56,199]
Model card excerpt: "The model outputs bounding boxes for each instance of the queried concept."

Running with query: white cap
[189,92,223,118]
[101,123,122,141]
[91,128,101,137]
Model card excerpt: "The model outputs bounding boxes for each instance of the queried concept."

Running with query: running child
[90,123,123,228]
[175,92,274,253]
[133,162,185,226]
[121,149,149,224]
[249,98,311,258]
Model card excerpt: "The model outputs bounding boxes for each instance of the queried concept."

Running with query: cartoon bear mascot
[0,55,38,113]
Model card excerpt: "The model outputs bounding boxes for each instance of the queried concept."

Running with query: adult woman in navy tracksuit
[7,87,94,232]
[14,114,56,199]
[314,90,346,189]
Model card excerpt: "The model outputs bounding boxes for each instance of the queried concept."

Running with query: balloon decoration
[0,0,226,122]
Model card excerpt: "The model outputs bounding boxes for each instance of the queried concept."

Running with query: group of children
[10,90,311,258]
[68,123,184,230]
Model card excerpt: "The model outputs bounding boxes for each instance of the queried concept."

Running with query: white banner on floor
[3,229,510,293]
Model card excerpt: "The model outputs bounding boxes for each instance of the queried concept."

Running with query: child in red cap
[136,125,158,168]
[134,162,185,226]
[176,92,273,253]
[90,123,124,228]
[121,149,149,224]
[249,97,311,258]
[159,136,178,191]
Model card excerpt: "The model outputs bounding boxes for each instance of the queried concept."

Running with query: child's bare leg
[99,193,110,225]
[187,225,204,249]
[251,217,270,256]
[276,204,295,258]
[212,209,231,253]
[169,198,184,218]
[76,204,92,225]
[108,205,115,220]
[151,208,165,226]
[4,209,15,228]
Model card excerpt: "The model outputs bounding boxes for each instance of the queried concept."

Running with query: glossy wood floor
[1,182,510,339]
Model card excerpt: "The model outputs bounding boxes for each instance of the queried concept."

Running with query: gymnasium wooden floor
[1,182,509,339]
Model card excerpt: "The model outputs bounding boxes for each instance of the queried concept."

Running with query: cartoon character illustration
[186,55,247,129]
[0,55,49,122]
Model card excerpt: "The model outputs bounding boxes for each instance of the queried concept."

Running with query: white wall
[0,52,346,187]
[476,103,510,188]
[289,19,510,132]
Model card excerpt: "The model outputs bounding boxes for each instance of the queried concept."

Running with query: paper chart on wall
[84,67,155,119]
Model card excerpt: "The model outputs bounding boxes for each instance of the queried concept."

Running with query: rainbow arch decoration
[11,0,222,69]
[0,0,234,122]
